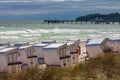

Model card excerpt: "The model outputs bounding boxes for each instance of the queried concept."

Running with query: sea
[0,21,120,43]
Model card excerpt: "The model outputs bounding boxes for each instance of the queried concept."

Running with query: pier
[44,20,120,24]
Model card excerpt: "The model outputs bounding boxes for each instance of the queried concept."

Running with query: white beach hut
[34,43,48,68]
[67,39,81,55]
[66,41,80,66]
[0,47,22,73]
[18,45,37,68]
[43,43,71,68]
[86,38,108,58]
[107,38,120,53]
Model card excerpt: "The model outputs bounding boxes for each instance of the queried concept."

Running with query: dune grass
[0,53,120,80]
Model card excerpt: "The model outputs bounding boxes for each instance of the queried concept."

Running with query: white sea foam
[0,24,120,43]
[50,35,78,39]
[0,28,104,35]
[0,36,19,39]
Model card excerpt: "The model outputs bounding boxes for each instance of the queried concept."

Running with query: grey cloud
[0,0,119,20]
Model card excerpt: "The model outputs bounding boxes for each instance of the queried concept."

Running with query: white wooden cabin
[14,42,29,47]
[0,47,22,73]
[43,43,71,68]
[86,38,108,58]
[0,46,8,72]
[34,43,48,68]
[66,41,80,66]
[67,39,81,55]
[18,45,37,69]
[0,42,10,47]
[107,38,120,53]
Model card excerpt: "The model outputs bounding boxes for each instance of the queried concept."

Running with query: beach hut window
[22,64,28,69]
[38,58,44,64]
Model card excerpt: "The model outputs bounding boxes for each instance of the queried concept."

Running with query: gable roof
[86,38,105,46]
[0,46,8,50]
[0,47,17,54]
[34,43,48,48]
[109,38,120,42]
[19,45,33,50]
[43,43,66,50]
[14,42,29,47]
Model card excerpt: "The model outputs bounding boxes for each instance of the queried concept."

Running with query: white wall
[18,50,28,64]
[34,47,44,58]
[86,45,104,58]
[44,50,60,66]
[0,54,8,72]
[109,41,120,52]
[60,58,70,67]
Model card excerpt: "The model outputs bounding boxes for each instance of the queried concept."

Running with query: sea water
[0,23,120,43]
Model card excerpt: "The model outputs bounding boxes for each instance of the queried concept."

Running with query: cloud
[0,0,120,20]
[0,9,67,15]
[0,0,85,3]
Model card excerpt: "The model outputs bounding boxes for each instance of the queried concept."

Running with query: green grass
[1,53,120,80]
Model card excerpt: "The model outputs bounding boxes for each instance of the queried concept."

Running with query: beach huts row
[0,39,80,73]
[1,38,120,73]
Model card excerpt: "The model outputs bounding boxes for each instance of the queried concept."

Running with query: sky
[0,0,120,20]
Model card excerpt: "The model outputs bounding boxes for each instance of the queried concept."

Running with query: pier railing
[44,20,120,24]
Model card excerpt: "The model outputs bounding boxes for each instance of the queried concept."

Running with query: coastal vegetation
[76,13,120,22]
[0,53,120,80]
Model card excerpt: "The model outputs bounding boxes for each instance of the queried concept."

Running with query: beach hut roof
[0,46,8,50]
[43,43,66,50]
[67,41,74,46]
[86,38,105,46]
[0,47,17,54]
[109,38,120,41]
[34,43,48,47]
[19,45,32,50]
[14,42,29,47]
